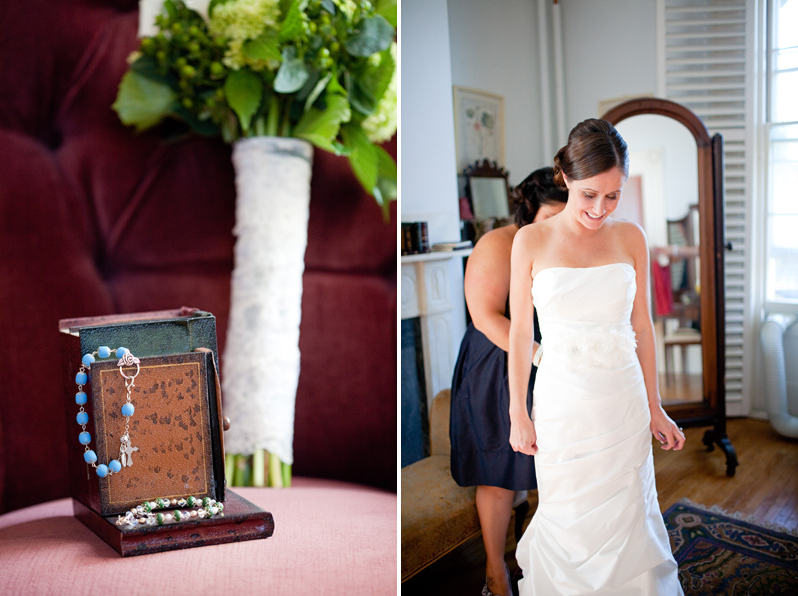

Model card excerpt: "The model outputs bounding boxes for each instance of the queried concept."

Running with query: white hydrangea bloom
[208,0,281,69]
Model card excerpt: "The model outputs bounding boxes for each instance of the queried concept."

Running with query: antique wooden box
[59,308,275,555]
[60,308,225,516]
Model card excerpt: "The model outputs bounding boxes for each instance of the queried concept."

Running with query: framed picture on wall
[453,86,505,173]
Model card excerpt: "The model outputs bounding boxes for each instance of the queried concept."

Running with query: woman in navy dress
[450,167,568,596]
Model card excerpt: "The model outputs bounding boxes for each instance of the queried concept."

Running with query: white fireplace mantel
[401,248,472,408]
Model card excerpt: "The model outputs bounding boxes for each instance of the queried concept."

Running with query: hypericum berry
[210,62,224,77]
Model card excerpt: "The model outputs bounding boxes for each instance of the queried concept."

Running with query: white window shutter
[657,0,754,410]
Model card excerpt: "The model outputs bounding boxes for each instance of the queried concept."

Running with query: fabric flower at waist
[550,324,637,370]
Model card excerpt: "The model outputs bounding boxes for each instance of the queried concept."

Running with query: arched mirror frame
[602,97,738,476]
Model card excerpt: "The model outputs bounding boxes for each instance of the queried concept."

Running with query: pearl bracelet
[75,346,140,478]
[115,496,224,527]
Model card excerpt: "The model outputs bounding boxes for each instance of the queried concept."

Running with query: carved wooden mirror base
[603,97,738,476]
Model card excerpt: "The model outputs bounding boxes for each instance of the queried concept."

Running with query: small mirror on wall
[462,159,513,242]
[470,177,511,219]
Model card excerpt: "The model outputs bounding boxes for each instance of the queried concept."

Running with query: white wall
[616,114,699,224]
[401,0,467,381]
[447,0,546,185]
[401,0,461,245]
[560,0,658,127]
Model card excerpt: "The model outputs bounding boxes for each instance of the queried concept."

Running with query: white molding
[551,2,567,145]
[401,254,467,409]
[536,0,553,159]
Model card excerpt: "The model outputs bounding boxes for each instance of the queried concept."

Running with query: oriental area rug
[664,501,798,595]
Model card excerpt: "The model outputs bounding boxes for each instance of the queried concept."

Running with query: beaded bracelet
[75,346,140,478]
[115,496,224,527]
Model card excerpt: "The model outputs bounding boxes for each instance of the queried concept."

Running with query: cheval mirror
[602,97,738,476]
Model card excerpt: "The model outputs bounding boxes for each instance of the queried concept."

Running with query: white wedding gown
[516,263,683,596]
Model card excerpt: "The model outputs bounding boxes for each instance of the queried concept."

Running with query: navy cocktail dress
[449,309,539,490]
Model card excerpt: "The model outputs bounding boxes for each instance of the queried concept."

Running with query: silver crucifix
[119,434,139,467]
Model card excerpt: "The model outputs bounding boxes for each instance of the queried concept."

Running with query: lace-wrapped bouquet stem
[114,0,398,486]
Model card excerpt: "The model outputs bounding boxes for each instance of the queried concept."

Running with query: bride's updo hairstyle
[513,167,568,227]
[552,118,629,188]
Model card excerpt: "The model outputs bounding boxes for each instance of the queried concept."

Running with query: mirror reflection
[614,115,703,405]
[470,178,511,219]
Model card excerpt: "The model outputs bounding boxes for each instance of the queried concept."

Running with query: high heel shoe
[481,564,513,596]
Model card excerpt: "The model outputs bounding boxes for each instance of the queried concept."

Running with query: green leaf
[320,0,336,15]
[375,144,397,202]
[243,29,282,62]
[173,106,221,136]
[163,0,178,20]
[279,0,294,14]
[360,45,395,104]
[294,94,351,150]
[274,47,309,93]
[130,54,177,87]
[113,70,177,131]
[349,79,377,116]
[279,0,304,43]
[224,69,263,132]
[303,72,332,112]
[342,124,379,194]
[327,70,347,96]
[344,15,394,57]
[374,0,397,28]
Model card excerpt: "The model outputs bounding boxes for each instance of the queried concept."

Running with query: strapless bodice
[532,263,637,369]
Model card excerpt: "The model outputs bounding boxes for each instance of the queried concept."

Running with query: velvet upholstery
[0,478,397,595]
[400,454,479,581]
[0,0,397,514]
[401,389,480,581]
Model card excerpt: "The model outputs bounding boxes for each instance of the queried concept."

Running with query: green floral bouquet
[114,0,397,215]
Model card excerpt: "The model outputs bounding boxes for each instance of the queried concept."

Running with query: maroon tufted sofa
[0,0,396,516]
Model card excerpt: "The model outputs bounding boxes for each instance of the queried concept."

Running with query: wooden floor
[401,418,798,596]
[659,372,702,404]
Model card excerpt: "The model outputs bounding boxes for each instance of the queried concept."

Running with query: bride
[508,119,685,595]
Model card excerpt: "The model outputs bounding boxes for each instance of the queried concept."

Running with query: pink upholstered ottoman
[0,479,397,595]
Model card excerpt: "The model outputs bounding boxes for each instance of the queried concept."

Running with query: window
[766,0,798,302]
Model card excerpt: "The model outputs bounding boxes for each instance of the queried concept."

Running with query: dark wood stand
[73,489,274,557]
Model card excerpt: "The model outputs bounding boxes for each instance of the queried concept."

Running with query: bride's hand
[510,414,538,456]
[650,404,685,451]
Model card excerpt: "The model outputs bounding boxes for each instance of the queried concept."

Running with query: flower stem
[252,448,266,487]
[234,453,251,486]
[268,452,283,487]
[279,98,293,137]
[266,94,280,137]
[225,452,236,485]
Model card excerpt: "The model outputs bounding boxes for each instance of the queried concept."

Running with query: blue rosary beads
[75,346,140,479]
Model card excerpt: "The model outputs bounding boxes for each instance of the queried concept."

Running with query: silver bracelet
[532,344,544,367]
